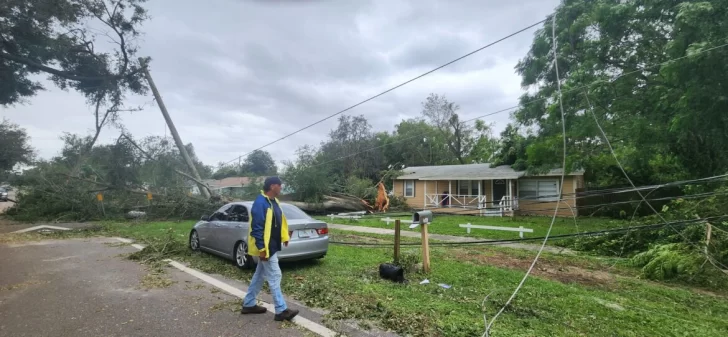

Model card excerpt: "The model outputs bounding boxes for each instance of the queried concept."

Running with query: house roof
[203,177,258,189]
[395,163,584,181]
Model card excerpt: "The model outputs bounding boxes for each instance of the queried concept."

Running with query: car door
[205,204,232,253]
[217,204,250,256]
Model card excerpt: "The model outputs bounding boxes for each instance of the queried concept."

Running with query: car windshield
[280,204,312,220]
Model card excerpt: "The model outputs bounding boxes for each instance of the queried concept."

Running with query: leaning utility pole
[139,58,211,199]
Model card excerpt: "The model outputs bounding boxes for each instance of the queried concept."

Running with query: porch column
[448,180,452,208]
[435,181,439,207]
[477,179,482,209]
[423,180,427,208]
[508,179,513,211]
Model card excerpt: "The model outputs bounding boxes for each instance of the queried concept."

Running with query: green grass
[315,214,628,240]
[8,220,727,337]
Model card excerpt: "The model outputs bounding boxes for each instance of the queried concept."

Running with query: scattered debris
[125,211,147,219]
[419,279,430,285]
[140,272,174,289]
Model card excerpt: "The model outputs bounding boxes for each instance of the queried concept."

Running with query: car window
[280,204,312,220]
[210,205,232,221]
[228,205,249,222]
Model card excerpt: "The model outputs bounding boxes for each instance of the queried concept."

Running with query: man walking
[241,176,299,321]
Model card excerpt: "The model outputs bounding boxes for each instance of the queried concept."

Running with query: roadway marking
[114,237,339,337]
[12,225,72,233]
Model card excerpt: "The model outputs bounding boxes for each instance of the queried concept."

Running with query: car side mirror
[200,214,210,221]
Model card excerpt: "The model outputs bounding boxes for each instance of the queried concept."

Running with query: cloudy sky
[2,0,560,169]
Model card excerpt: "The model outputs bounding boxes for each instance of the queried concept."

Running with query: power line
[219,19,549,167]
[328,215,728,247]
[584,91,728,274]
[267,41,728,173]
[484,16,568,336]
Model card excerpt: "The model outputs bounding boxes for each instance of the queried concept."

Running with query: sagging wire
[584,91,728,274]
[483,15,568,337]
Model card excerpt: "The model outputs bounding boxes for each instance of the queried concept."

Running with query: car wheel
[234,241,253,270]
[189,230,200,251]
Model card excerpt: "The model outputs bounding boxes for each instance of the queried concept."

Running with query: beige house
[392,164,585,217]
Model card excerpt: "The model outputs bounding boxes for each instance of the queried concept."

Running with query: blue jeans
[242,252,287,314]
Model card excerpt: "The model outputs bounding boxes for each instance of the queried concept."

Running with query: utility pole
[139,58,211,199]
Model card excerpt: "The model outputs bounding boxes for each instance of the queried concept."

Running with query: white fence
[380,217,413,225]
[327,211,366,221]
[459,223,533,238]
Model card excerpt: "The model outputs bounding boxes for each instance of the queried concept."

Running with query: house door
[492,179,507,204]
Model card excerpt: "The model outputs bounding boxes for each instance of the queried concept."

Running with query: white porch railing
[424,194,519,217]
[499,196,519,212]
[425,194,486,208]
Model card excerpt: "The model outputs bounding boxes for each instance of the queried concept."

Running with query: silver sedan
[188,201,329,269]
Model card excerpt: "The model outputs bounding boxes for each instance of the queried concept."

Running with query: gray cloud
[2,0,560,168]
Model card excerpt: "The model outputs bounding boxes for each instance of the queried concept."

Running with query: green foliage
[468,120,499,164]
[319,115,383,183]
[379,119,454,167]
[0,118,35,173]
[7,133,220,221]
[420,93,474,164]
[211,166,238,180]
[345,176,377,201]
[211,150,276,180]
[496,0,728,186]
[564,180,728,289]
[395,250,421,274]
[241,150,277,176]
[282,146,331,203]
[240,177,264,200]
[0,0,149,109]
[631,243,727,288]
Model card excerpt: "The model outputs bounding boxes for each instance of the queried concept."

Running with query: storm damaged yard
[2,221,728,337]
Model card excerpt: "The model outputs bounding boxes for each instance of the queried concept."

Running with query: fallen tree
[284,194,372,214]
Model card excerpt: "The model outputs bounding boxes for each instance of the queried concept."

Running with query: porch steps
[480,208,503,217]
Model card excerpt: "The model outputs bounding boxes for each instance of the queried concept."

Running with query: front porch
[421,179,519,217]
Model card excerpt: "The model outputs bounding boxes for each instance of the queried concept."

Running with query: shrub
[631,243,728,289]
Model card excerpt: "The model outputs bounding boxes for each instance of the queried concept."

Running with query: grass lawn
[5,220,727,337]
[315,213,629,240]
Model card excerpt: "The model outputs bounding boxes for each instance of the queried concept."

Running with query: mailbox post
[411,211,433,273]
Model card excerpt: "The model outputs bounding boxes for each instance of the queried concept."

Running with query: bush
[387,195,411,211]
[631,243,727,289]
[395,250,422,274]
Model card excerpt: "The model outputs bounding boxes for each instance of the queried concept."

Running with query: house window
[458,180,477,196]
[458,180,468,195]
[519,179,559,201]
[404,180,415,198]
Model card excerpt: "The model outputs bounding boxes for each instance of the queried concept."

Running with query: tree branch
[61,173,163,196]
[120,133,213,196]
[0,51,141,82]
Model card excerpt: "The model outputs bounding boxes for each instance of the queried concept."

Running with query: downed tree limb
[286,195,372,213]
[120,133,213,197]
[60,174,166,197]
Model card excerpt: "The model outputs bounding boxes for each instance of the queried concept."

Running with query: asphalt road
[0,237,309,337]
